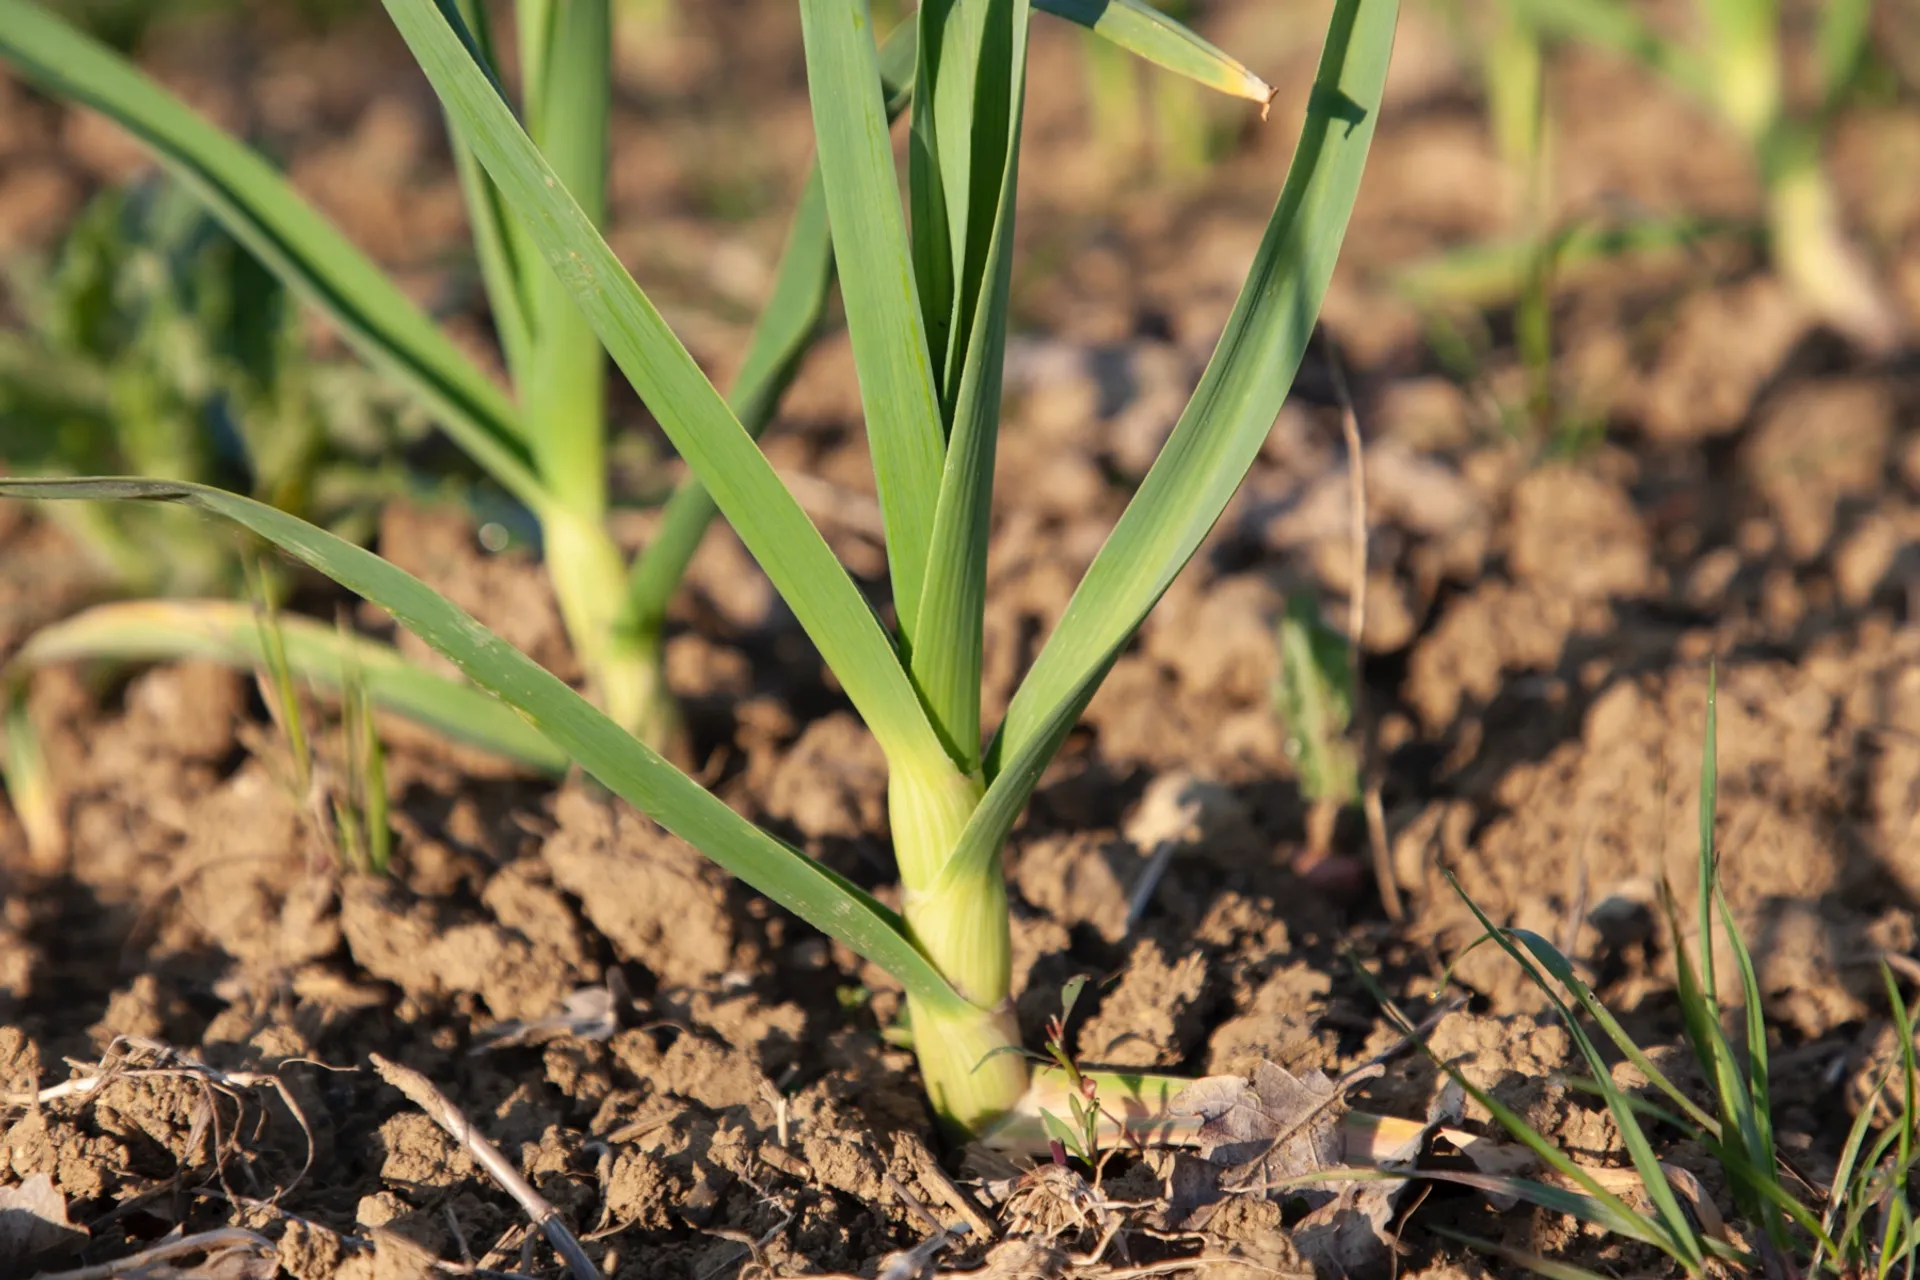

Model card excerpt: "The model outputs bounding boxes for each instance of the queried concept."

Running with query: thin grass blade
[1034,0,1272,105]
[941,0,1397,892]
[797,0,948,646]
[1449,902,1706,1270]
[1508,923,1721,1135]
[1348,963,1675,1250]
[10,599,571,773]
[1699,665,1719,1003]
[378,0,948,769]
[0,0,545,516]
[0,476,974,1016]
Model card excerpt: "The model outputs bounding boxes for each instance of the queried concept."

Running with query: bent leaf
[1035,0,1272,105]
[0,476,974,1019]
[10,599,570,774]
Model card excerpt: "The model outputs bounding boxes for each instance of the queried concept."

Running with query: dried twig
[34,1228,275,1280]
[370,1053,601,1280]
[1325,343,1402,923]
[904,1138,997,1243]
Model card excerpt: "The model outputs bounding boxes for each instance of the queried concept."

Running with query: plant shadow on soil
[3,2,1920,1276]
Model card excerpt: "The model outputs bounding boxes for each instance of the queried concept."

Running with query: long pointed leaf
[0,476,974,1017]
[379,0,948,770]
[10,599,570,773]
[1034,0,1273,105]
[941,0,1398,892]
[909,3,958,407]
[797,0,949,652]
[910,1,1029,770]
[0,0,547,517]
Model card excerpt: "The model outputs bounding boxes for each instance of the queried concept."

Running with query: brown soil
[3,1,1920,1277]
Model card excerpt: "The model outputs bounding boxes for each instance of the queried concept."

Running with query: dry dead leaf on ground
[1167,1063,1460,1274]
[0,1172,87,1262]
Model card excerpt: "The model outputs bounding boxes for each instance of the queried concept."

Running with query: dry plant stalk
[369,1053,601,1280]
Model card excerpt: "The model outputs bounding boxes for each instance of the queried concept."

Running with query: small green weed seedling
[1273,592,1361,871]
[0,0,1395,1144]
[1385,672,1920,1277]
[246,565,393,877]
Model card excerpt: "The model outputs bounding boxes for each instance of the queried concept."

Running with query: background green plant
[0,179,409,595]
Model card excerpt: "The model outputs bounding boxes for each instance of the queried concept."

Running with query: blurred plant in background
[1505,0,1901,350]
[1272,591,1361,875]
[1403,0,1903,457]
[0,179,409,596]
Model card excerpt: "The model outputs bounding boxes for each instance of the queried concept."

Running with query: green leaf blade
[11,598,571,774]
[910,0,1031,772]
[378,0,947,770]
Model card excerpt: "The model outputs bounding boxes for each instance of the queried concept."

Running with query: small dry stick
[370,1054,601,1280]
[35,1228,275,1280]
[1326,343,1403,924]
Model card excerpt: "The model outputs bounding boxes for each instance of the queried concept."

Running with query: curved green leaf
[0,0,547,516]
[1034,0,1273,105]
[0,476,974,1018]
[10,599,570,774]
[379,0,949,772]
[939,0,1401,896]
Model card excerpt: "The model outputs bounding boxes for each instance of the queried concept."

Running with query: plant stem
[1762,136,1901,352]
[890,757,1027,1132]
[544,507,679,754]
[908,993,1030,1138]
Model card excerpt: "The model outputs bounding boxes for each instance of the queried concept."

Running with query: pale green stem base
[1767,157,1903,353]
[908,993,1031,1139]
[891,760,1029,1133]
[544,508,683,757]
